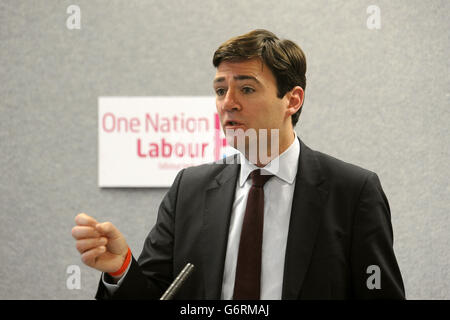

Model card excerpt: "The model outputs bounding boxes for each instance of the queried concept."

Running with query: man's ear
[286,86,304,117]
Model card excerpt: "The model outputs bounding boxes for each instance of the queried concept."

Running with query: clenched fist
[72,213,129,276]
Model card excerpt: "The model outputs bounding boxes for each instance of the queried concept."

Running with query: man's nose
[222,88,241,112]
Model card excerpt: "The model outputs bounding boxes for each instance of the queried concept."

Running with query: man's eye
[242,87,255,94]
[215,88,226,96]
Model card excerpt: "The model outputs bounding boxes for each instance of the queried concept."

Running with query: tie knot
[250,169,273,187]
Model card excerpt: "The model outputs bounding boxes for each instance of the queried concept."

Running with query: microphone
[160,263,195,300]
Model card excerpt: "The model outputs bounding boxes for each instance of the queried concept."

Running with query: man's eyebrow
[213,77,225,84]
[234,75,261,84]
[213,75,261,84]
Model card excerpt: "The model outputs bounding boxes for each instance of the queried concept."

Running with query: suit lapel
[282,138,329,299]
[201,161,240,299]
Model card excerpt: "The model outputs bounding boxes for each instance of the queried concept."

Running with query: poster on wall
[98,96,236,187]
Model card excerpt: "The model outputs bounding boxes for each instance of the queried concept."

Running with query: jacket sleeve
[95,169,185,300]
[350,172,405,299]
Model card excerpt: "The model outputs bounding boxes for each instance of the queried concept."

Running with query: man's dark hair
[212,29,307,127]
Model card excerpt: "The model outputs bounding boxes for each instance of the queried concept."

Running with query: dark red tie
[233,169,274,300]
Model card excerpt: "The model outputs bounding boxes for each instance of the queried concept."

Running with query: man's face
[213,58,294,159]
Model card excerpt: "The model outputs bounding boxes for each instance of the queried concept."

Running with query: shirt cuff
[101,260,132,294]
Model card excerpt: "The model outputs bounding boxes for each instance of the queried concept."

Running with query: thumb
[95,222,128,257]
[95,222,121,240]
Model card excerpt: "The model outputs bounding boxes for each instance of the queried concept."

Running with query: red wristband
[109,247,132,277]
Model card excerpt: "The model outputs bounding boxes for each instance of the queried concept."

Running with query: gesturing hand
[72,213,129,275]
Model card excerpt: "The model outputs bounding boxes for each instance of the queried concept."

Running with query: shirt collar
[239,131,300,187]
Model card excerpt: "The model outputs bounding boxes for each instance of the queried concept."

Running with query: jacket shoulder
[175,154,239,186]
[311,147,377,186]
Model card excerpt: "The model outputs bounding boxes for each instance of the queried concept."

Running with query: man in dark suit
[72,29,405,299]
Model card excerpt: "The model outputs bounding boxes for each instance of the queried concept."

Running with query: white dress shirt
[104,133,300,299]
[220,132,300,299]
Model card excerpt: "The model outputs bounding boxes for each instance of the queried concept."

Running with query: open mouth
[225,120,244,127]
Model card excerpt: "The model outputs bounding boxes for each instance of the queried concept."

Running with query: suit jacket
[96,138,405,300]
